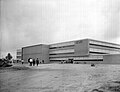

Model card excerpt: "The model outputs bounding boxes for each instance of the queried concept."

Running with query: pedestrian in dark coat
[28,58,30,66]
[36,58,39,66]
[42,60,44,64]
[21,59,24,64]
[33,59,35,66]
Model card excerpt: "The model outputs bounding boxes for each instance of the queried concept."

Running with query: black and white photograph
[0,0,120,92]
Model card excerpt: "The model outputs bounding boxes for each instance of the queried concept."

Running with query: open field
[0,64,120,92]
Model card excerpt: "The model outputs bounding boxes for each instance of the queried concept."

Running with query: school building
[21,38,120,64]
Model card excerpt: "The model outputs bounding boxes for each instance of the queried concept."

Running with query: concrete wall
[74,39,89,56]
[103,54,120,64]
[22,45,49,63]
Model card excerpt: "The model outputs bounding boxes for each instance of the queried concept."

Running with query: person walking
[33,59,35,66]
[21,59,24,64]
[42,60,44,64]
[29,58,33,66]
[36,58,39,66]
[28,58,30,66]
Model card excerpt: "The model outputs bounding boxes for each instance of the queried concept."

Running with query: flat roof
[22,44,49,49]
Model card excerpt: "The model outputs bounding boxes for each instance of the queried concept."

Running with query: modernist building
[21,39,120,64]
[16,49,22,60]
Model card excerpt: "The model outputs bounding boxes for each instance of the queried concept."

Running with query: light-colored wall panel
[103,54,120,64]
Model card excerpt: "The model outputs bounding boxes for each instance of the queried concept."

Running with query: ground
[0,63,120,92]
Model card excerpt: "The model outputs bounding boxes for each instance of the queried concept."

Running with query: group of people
[28,58,44,66]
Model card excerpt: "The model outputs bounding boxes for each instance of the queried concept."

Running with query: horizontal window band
[89,51,108,54]
[89,43,120,49]
[50,45,74,49]
[74,59,103,61]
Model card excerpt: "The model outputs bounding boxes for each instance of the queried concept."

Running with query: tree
[6,53,12,60]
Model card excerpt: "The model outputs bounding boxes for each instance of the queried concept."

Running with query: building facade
[22,44,49,63]
[49,39,120,64]
[16,49,22,60]
[21,39,120,64]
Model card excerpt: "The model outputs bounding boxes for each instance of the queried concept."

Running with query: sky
[0,0,120,58]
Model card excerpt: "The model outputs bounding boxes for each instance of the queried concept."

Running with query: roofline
[88,38,120,46]
[22,38,120,48]
[22,44,49,49]
[49,38,89,45]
